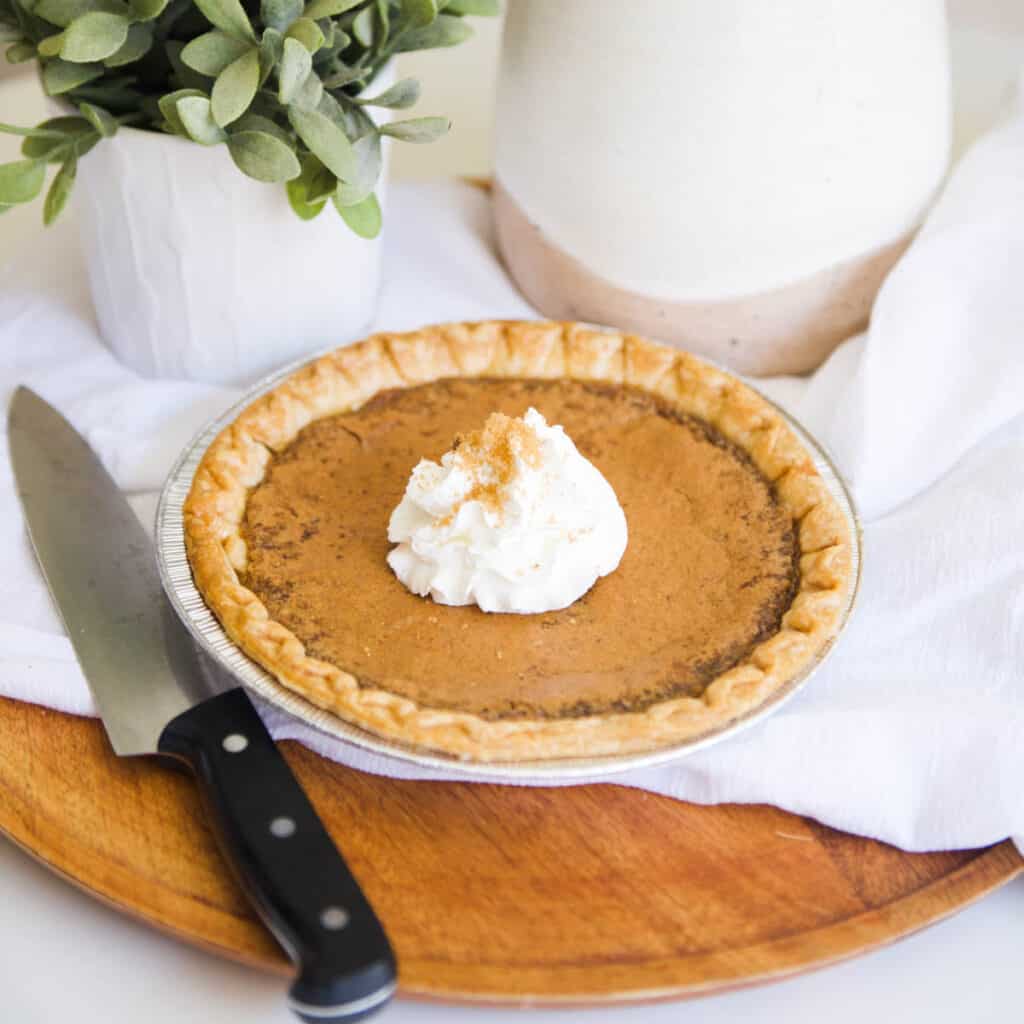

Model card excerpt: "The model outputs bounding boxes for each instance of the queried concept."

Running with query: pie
[184,321,854,761]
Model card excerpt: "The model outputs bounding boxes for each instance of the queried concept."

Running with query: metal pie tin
[156,338,862,781]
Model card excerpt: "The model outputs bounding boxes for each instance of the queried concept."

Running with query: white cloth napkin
[3,89,1023,855]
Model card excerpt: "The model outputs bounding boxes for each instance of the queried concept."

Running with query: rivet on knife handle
[158,687,397,1022]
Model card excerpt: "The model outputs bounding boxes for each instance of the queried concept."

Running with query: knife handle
[158,687,397,1023]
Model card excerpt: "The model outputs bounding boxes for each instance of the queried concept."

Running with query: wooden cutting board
[0,696,1019,1005]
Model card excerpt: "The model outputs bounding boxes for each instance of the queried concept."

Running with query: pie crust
[184,321,854,761]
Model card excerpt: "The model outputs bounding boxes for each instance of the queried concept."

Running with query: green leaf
[290,66,322,109]
[6,41,36,62]
[441,0,499,14]
[354,76,419,109]
[227,129,300,182]
[64,74,138,105]
[20,116,91,160]
[302,154,335,200]
[286,183,326,220]
[177,94,227,144]
[333,129,379,206]
[351,3,373,45]
[284,16,321,52]
[37,34,64,57]
[380,115,448,143]
[317,88,358,134]
[129,0,168,18]
[38,115,95,134]
[401,0,436,28]
[78,101,117,136]
[26,116,100,160]
[165,39,212,91]
[211,46,259,127]
[232,112,290,144]
[0,159,46,204]
[258,26,282,82]
[33,0,130,29]
[0,122,67,138]
[320,63,363,88]
[287,104,355,181]
[103,21,151,66]
[301,0,360,18]
[43,154,76,225]
[193,0,256,43]
[285,153,331,219]
[42,58,104,94]
[392,13,470,51]
[277,35,310,104]
[180,29,250,76]
[61,12,129,62]
[158,89,206,134]
[261,0,301,32]
[72,132,100,158]
[333,191,380,238]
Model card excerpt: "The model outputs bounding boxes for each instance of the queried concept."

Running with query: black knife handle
[158,687,397,1023]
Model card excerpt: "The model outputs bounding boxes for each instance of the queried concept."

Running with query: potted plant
[0,0,498,382]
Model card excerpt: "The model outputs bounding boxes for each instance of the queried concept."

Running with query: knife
[8,387,397,1023]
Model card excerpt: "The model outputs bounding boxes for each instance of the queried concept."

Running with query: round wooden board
[0,698,1019,1006]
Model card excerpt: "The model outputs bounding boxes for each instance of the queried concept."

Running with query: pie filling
[241,377,800,721]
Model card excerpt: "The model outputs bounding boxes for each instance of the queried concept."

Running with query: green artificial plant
[0,0,498,235]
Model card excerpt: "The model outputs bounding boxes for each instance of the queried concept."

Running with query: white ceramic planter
[494,0,952,375]
[76,123,387,385]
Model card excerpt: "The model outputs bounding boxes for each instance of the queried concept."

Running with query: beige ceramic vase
[493,0,952,375]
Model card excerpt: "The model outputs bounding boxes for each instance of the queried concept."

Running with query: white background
[1,2,1023,1021]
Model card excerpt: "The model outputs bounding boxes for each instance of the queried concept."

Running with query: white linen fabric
[2,89,1023,854]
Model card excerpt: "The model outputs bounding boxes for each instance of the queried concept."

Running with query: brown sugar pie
[183,321,854,761]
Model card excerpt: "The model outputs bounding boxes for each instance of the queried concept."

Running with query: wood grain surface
[0,697,1019,1005]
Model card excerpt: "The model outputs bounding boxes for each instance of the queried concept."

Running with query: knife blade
[8,387,397,1023]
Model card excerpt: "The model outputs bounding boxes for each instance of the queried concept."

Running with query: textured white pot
[76,122,387,385]
[494,0,952,375]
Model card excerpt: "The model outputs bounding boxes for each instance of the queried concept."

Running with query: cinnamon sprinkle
[446,411,543,520]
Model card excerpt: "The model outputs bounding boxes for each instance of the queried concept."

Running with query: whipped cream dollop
[386,408,628,614]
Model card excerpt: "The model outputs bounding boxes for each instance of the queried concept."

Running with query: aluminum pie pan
[156,340,862,782]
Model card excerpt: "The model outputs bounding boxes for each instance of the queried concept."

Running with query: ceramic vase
[77,123,387,385]
[493,0,951,375]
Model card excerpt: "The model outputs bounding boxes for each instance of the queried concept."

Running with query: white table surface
[2,3,1022,1020]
